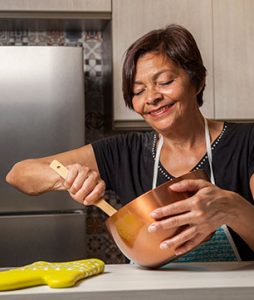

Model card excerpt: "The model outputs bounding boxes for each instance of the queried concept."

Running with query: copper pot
[105,169,209,268]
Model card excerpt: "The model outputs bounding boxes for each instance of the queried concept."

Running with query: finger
[150,199,191,219]
[83,180,106,205]
[69,171,100,203]
[63,166,79,189]
[64,164,90,191]
[174,233,204,256]
[70,179,105,206]
[169,179,211,193]
[148,211,194,232]
[69,167,90,194]
[159,226,198,251]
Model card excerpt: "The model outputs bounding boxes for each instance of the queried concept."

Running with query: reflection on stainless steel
[0,47,86,267]
[106,169,209,268]
[0,46,85,212]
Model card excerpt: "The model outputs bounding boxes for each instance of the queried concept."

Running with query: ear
[196,77,206,95]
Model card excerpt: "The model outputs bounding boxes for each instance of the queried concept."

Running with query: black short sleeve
[92,132,155,205]
[248,124,254,179]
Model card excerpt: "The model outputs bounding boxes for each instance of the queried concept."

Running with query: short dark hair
[122,24,207,109]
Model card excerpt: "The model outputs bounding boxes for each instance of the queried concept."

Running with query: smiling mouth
[147,102,176,116]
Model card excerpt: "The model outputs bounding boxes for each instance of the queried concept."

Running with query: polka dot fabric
[0,258,104,291]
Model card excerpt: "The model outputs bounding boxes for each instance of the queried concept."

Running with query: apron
[152,119,241,262]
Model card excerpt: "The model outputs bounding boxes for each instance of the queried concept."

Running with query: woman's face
[132,52,199,133]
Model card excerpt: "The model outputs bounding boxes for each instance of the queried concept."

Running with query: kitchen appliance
[0,46,86,267]
[106,169,209,268]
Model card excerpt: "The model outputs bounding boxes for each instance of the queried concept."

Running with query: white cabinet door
[0,0,111,12]
[112,0,213,128]
[213,0,254,119]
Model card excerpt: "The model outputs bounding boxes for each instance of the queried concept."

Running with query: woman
[6,24,254,262]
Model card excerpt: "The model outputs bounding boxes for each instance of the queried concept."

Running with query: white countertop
[1,262,254,300]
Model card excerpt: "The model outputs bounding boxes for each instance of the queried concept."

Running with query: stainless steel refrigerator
[0,46,86,267]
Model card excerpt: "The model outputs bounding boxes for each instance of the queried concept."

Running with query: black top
[92,122,254,260]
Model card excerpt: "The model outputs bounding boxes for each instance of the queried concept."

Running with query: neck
[161,113,206,151]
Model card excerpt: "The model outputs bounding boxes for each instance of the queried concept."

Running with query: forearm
[5,158,61,195]
[5,144,98,196]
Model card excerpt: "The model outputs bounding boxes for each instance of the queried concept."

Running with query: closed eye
[158,80,174,86]
[133,89,144,96]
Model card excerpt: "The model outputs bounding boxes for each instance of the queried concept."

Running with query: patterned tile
[65,31,82,43]
[47,31,65,45]
[87,234,127,264]
[27,31,48,45]
[0,31,9,45]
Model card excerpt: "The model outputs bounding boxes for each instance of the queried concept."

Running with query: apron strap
[152,134,163,189]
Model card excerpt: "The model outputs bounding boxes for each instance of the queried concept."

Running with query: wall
[0,29,126,264]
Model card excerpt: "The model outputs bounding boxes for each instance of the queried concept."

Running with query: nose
[145,86,162,105]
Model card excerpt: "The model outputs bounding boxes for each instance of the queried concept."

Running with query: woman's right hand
[62,164,106,205]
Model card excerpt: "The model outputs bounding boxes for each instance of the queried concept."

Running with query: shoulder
[113,131,155,144]
[92,131,156,150]
[219,122,254,152]
[225,122,254,137]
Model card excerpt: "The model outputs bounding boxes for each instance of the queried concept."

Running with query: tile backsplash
[0,29,126,264]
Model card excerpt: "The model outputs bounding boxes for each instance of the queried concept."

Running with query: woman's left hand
[148,179,237,256]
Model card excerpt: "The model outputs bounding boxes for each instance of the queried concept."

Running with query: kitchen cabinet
[0,0,111,13]
[1,0,253,125]
[0,0,111,39]
[112,0,214,128]
[213,0,254,119]
[112,0,254,128]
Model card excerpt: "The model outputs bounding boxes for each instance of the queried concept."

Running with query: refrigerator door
[0,46,85,212]
[0,211,86,267]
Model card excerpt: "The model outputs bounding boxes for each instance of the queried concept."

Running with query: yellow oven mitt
[0,258,104,291]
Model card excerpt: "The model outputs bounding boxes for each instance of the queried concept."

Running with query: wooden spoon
[50,160,117,217]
